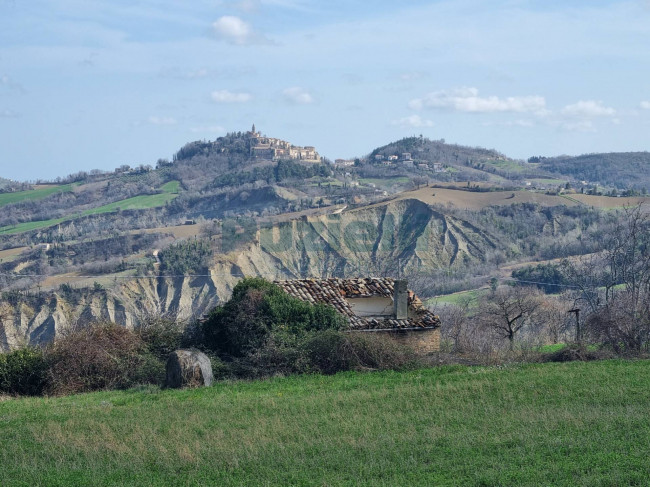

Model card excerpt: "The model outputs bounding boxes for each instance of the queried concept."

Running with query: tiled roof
[275,277,441,331]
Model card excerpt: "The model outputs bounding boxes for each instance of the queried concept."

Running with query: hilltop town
[247,124,322,163]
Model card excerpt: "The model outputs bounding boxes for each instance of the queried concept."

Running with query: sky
[1,0,650,181]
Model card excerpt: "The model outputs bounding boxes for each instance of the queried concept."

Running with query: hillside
[364,136,548,183]
[0,198,503,349]
[1,361,649,486]
[537,152,650,191]
[2,130,650,349]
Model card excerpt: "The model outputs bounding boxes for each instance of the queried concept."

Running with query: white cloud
[562,120,596,133]
[561,100,615,118]
[409,87,546,113]
[641,101,650,110]
[148,116,177,125]
[282,86,313,104]
[212,16,269,45]
[392,114,433,128]
[211,89,252,103]
[189,125,225,134]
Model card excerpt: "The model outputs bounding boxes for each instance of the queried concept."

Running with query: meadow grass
[0,185,179,235]
[160,180,180,193]
[0,184,75,208]
[2,360,649,486]
[359,177,410,187]
[427,288,487,308]
[0,217,68,235]
[82,193,177,215]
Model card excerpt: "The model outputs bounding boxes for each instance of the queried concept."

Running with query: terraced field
[0,181,180,235]
[0,184,76,208]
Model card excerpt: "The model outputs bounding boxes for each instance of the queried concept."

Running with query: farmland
[1,360,649,486]
[0,184,76,208]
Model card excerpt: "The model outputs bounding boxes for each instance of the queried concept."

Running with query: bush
[202,278,345,357]
[45,322,164,396]
[136,316,184,361]
[304,330,420,375]
[0,347,48,396]
[542,344,614,363]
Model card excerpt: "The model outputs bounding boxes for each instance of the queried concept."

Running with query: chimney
[393,279,408,320]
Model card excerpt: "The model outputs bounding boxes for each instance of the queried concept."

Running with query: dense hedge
[201,278,346,358]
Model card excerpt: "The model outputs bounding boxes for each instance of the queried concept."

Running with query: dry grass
[370,186,650,211]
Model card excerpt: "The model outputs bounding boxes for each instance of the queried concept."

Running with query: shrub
[159,239,212,276]
[237,333,312,378]
[542,344,614,363]
[304,330,420,375]
[136,316,184,361]
[45,322,164,396]
[202,278,345,357]
[0,347,48,396]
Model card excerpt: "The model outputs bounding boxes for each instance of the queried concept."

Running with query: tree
[201,278,346,358]
[562,204,650,352]
[478,286,543,350]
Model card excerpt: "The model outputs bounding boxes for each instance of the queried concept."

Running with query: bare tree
[562,204,650,352]
[478,286,543,350]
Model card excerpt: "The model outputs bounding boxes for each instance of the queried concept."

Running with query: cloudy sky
[1,0,650,181]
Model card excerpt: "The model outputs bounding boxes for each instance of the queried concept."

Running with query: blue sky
[1,0,650,181]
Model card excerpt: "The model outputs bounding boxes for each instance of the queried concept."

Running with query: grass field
[359,177,410,187]
[0,217,68,235]
[381,186,650,211]
[0,184,75,208]
[0,182,180,235]
[2,360,649,486]
[427,288,487,308]
[159,180,180,193]
[83,192,177,215]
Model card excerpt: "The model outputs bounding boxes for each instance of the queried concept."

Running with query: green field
[83,193,177,216]
[2,360,649,486]
[427,288,487,308]
[159,180,180,193]
[483,159,530,174]
[359,177,410,187]
[0,217,68,235]
[0,182,180,235]
[0,184,76,208]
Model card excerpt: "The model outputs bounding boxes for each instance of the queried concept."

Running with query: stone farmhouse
[275,277,441,354]
[247,124,322,163]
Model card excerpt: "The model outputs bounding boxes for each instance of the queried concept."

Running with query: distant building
[388,155,399,161]
[401,153,412,160]
[275,278,441,354]
[334,159,355,167]
[247,124,322,162]
[374,154,385,161]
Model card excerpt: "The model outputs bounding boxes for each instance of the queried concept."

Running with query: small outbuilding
[274,277,441,354]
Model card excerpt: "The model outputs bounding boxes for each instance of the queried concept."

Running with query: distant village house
[275,277,441,354]
[247,124,322,162]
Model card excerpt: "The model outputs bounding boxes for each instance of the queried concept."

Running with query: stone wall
[359,328,441,355]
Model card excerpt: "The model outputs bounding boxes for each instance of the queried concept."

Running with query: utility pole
[568,307,581,343]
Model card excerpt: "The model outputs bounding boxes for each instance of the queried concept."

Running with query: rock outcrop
[0,199,500,351]
[165,349,213,388]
